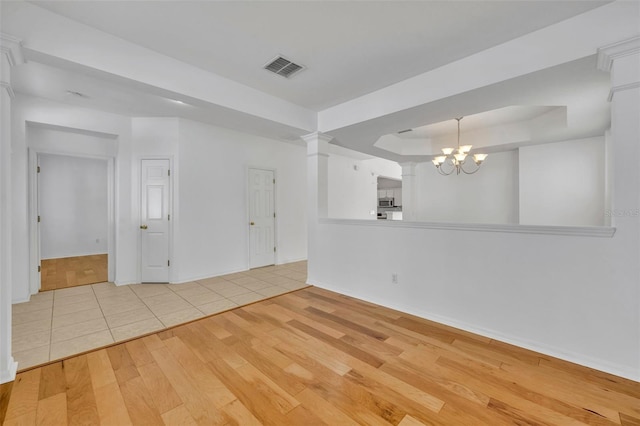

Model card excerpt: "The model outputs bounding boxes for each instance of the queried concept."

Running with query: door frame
[246,166,277,269]
[137,156,174,284]
[28,149,116,294]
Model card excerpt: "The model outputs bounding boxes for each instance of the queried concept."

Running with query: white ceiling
[2,0,620,162]
[28,0,608,111]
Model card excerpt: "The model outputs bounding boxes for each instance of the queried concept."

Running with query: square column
[0,33,23,384]
[400,162,417,222]
[302,132,332,282]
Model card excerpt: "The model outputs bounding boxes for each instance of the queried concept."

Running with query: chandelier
[432,117,488,175]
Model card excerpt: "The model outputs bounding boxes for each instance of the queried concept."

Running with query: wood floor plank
[37,363,66,401]
[93,381,133,426]
[4,369,40,422]
[4,286,639,426]
[36,393,67,426]
[63,356,100,426]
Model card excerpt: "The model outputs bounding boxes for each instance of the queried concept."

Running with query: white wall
[11,94,134,301]
[328,149,401,220]
[39,154,108,259]
[174,119,307,283]
[520,137,605,226]
[415,150,519,224]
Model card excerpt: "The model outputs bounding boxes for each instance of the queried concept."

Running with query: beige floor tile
[228,292,264,306]
[110,317,164,342]
[49,330,114,361]
[196,276,227,286]
[169,282,204,292]
[240,280,273,291]
[142,292,185,307]
[228,276,262,286]
[12,329,51,353]
[147,299,193,317]
[99,300,147,317]
[170,284,210,298]
[220,272,249,280]
[13,344,50,370]
[31,292,54,302]
[130,283,172,298]
[53,292,97,307]
[197,299,238,316]
[53,299,100,317]
[13,317,52,336]
[93,283,134,297]
[54,285,94,299]
[255,286,289,298]
[52,317,108,343]
[12,308,52,325]
[12,299,53,315]
[157,307,204,328]
[53,307,105,329]
[214,285,253,298]
[278,280,309,291]
[105,306,156,329]
[178,291,225,307]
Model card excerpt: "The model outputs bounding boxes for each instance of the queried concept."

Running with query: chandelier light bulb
[459,145,472,154]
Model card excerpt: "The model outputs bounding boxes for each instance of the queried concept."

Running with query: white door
[140,159,170,282]
[249,168,275,268]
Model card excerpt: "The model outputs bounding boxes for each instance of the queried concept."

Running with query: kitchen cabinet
[378,190,386,199]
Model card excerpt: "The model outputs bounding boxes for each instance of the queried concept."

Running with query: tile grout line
[90,284,115,348]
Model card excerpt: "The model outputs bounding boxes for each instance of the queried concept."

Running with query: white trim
[0,81,14,99]
[276,256,307,265]
[0,357,17,384]
[309,279,639,381]
[41,252,108,261]
[172,266,249,285]
[0,33,24,67]
[319,218,616,238]
[597,36,640,72]
[608,81,640,102]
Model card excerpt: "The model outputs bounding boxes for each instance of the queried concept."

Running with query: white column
[597,37,640,229]
[301,132,332,283]
[0,33,23,384]
[598,36,640,378]
[399,162,417,221]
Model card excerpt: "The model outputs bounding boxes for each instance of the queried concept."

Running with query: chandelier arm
[438,159,456,175]
[460,161,481,175]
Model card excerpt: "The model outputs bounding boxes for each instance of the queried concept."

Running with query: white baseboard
[0,357,18,384]
[276,257,307,265]
[172,266,249,285]
[309,279,640,382]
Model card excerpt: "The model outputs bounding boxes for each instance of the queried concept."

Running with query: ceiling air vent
[263,56,305,78]
[397,129,413,134]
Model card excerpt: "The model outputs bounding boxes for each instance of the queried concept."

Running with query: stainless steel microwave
[378,198,394,208]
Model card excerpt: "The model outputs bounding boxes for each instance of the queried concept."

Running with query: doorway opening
[37,153,110,291]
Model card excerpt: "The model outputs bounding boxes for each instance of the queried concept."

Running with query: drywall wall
[175,118,307,282]
[519,137,605,226]
[11,94,134,302]
[328,149,401,220]
[39,154,108,259]
[415,150,519,224]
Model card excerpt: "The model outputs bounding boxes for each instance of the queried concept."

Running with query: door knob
[140,225,148,230]
[250,222,255,226]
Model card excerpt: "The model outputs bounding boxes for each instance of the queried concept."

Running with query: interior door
[249,168,275,268]
[140,159,170,282]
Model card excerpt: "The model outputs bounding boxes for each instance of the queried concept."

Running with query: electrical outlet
[391,273,398,284]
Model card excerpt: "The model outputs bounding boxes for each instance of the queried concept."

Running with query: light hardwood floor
[41,254,108,291]
[2,286,639,425]
[12,262,308,370]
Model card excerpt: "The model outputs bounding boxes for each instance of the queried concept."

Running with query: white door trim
[137,156,174,284]
[246,166,277,269]
[28,149,116,295]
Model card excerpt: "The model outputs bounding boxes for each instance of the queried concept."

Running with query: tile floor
[12,261,308,370]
